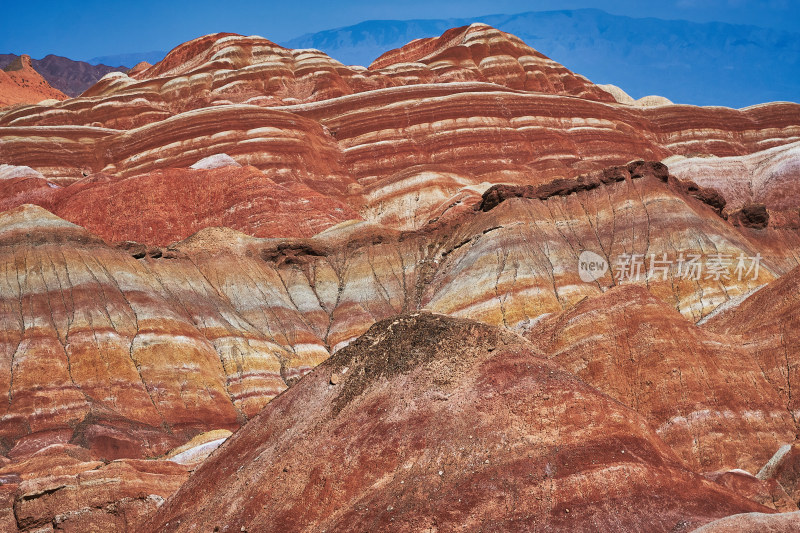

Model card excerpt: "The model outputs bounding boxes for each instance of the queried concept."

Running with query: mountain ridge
[284,8,800,108]
[0,53,126,97]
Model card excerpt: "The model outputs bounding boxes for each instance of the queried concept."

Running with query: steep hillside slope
[0,55,67,107]
[141,313,770,533]
[526,285,795,473]
[0,54,126,97]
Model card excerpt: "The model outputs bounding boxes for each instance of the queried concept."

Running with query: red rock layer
[0,181,798,527]
[669,142,800,216]
[0,443,189,532]
[371,24,615,102]
[703,266,800,424]
[0,165,360,245]
[140,313,770,532]
[693,511,800,532]
[0,26,797,195]
[525,285,795,472]
[705,470,796,513]
[2,92,799,246]
[0,166,788,455]
[0,24,798,531]
[0,55,68,108]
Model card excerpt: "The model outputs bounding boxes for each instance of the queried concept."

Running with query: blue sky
[1,0,797,60]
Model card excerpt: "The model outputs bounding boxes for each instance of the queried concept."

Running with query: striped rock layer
[141,313,774,533]
[1,24,800,532]
[0,165,793,458]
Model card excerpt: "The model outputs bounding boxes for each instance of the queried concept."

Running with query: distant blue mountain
[87,51,166,68]
[284,9,800,108]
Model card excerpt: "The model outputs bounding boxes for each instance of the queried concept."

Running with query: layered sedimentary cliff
[1,23,800,532]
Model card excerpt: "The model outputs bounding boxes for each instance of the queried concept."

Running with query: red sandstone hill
[140,313,771,533]
[0,23,799,532]
[0,53,127,97]
[1,163,799,529]
[0,55,68,108]
[702,265,800,427]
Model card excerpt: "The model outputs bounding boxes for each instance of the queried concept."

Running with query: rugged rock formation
[525,285,794,472]
[0,24,799,531]
[0,55,68,107]
[0,54,126,97]
[6,451,188,532]
[703,266,800,432]
[704,470,796,513]
[756,444,800,507]
[140,313,770,533]
[668,142,800,217]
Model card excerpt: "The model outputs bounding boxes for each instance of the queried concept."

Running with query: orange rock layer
[0,55,68,108]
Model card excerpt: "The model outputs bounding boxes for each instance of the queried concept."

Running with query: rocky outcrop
[705,470,796,513]
[693,511,800,532]
[140,313,770,533]
[756,444,800,507]
[0,55,68,108]
[525,285,795,473]
[476,160,665,211]
[668,141,800,216]
[731,204,770,229]
[0,54,127,97]
[8,453,188,532]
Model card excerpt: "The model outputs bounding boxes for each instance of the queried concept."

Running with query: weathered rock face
[0,164,360,245]
[668,142,800,217]
[0,164,789,460]
[1,23,800,532]
[0,55,68,108]
[703,266,800,430]
[704,470,796,513]
[0,155,795,530]
[756,444,800,507]
[8,453,188,532]
[0,205,244,455]
[140,313,770,533]
[693,511,800,532]
[525,285,795,473]
[0,54,127,97]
